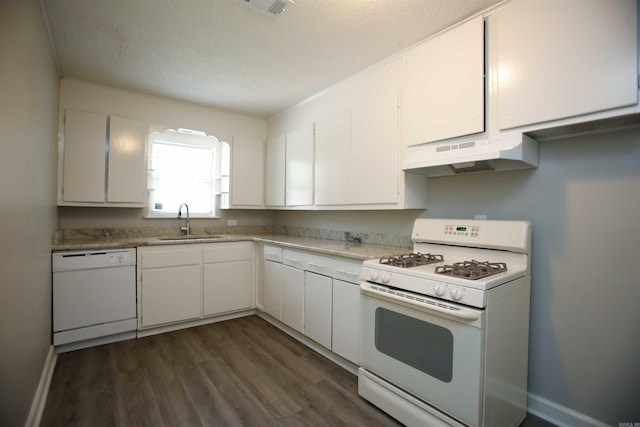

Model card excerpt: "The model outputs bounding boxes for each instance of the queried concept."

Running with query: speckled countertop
[52,232,410,261]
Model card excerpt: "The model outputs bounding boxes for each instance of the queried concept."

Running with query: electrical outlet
[227,219,237,226]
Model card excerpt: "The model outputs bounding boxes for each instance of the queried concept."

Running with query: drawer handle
[308,262,326,269]
[265,252,278,256]
[337,269,359,277]
[284,257,300,263]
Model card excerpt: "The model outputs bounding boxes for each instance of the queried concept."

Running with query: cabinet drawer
[140,246,201,269]
[304,252,333,276]
[332,258,362,284]
[203,242,252,263]
[283,249,306,269]
[263,245,283,262]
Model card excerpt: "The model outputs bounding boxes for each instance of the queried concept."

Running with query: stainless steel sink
[157,235,227,241]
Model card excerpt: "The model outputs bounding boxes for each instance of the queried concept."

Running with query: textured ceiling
[41,0,502,118]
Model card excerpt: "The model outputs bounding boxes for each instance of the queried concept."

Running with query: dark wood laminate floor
[41,315,555,427]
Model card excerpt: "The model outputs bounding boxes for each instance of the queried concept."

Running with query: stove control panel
[445,224,480,237]
[411,218,531,254]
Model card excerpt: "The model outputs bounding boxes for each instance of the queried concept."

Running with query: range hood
[402,133,538,177]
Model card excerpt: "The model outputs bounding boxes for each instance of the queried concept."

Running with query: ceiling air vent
[243,0,294,16]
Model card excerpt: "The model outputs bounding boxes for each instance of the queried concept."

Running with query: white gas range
[358,218,532,427]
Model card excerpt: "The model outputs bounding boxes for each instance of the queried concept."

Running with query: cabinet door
[285,124,315,206]
[332,279,360,364]
[265,134,286,207]
[282,265,304,333]
[315,110,351,205]
[495,0,638,130]
[203,260,253,316]
[107,115,147,203]
[406,16,485,146]
[304,272,332,349]
[230,136,264,207]
[351,91,398,205]
[263,259,283,320]
[62,110,107,202]
[141,265,201,327]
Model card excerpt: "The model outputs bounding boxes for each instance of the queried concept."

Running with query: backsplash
[53,225,412,248]
[272,225,412,248]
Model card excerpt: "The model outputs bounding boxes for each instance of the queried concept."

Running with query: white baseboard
[25,346,57,427]
[527,393,609,427]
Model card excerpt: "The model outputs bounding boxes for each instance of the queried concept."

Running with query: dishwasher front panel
[53,265,136,331]
[52,248,137,349]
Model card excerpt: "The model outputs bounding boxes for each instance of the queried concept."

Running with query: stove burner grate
[380,252,444,268]
[435,260,508,280]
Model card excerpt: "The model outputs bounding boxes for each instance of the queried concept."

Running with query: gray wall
[0,1,60,426]
[275,127,640,425]
[427,127,640,425]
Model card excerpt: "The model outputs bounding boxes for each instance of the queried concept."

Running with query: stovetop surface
[361,243,529,291]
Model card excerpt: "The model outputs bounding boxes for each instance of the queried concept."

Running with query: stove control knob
[434,284,446,296]
[381,272,391,284]
[451,287,464,301]
[370,270,379,281]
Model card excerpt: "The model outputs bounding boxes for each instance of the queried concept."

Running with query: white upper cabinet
[350,89,399,205]
[406,16,485,146]
[59,110,147,207]
[107,116,147,203]
[265,133,286,207]
[312,56,416,209]
[265,124,314,207]
[61,110,107,203]
[494,0,638,130]
[315,110,351,206]
[285,124,314,206]
[227,136,264,208]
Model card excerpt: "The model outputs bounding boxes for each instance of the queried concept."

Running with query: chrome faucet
[178,203,190,235]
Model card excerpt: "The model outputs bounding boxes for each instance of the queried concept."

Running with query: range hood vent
[402,133,538,177]
[243,0,294,16]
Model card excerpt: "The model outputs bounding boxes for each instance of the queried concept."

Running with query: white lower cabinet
[203,243,254,316]
[139,246,202,327]
[332,279,361,364]
[262,246,283,319]
[282,265,304,333]
[304,272,333,349]
[141,265,202,327]
[263,261,283,320]
[259,244,362,364]
[138,242,255,329]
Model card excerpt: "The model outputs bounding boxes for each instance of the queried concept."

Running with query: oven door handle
[360,282,480,321]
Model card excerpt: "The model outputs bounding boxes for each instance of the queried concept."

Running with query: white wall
[60,78,268,142]
[0,1,60,426]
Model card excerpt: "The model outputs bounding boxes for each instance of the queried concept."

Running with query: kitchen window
[146,129,222,218]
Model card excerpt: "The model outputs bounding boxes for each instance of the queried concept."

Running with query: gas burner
[435,260,508,280]
[380,252,444,268]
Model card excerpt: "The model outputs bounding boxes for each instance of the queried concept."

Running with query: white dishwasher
[52,248,137,352]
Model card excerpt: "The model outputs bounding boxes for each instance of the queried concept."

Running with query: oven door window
[375,308,453,382]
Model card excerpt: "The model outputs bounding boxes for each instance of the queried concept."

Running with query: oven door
[360,283,485,426]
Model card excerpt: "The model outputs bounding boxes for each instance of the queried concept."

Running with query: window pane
[148,139,216,215]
